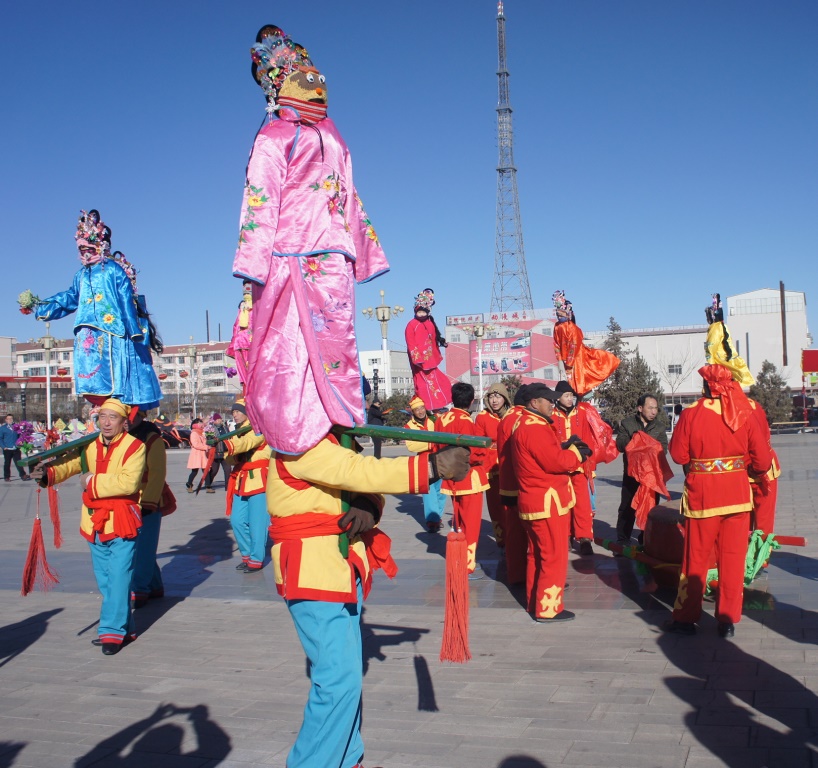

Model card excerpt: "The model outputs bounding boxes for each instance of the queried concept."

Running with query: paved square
[0,433,816,767]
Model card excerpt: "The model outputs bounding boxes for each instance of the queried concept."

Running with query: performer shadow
[496,757,547,768]
[0,741,25,767]
[74,703,231,767]
[361,609,430,675]
[136,518,235,635]
[0,608,63,669]
[395,494,429,530]
[638,605,818,766]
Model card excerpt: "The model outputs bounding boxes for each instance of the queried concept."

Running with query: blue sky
[1,1,816,359]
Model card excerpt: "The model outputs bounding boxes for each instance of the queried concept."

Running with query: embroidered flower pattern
[310,172,345,219]
[239,184,269,244]
[355,193,380,245]
[94,293,104,302]
[103,313,115,325]
[323,360,341,375]
[303,254,330,282]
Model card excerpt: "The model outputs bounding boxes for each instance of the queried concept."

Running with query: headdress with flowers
[75,210,111,264]
[251,25,314,104]
[414,289,435,311]
[552,290,575,323]
[110,250,139,297]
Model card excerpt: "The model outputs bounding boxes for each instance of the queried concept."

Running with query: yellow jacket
[44,432,146,542]
[226,430,271,496]
[404,416,436,454]
[139,432,167,511]
[267,434,429,602]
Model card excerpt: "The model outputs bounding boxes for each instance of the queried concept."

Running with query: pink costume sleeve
[232,127,292,286]
[346,137,388,283]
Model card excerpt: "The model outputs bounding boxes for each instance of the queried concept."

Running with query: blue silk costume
[36,261,162,409]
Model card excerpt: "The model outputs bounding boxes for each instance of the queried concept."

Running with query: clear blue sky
[2,1,816,358]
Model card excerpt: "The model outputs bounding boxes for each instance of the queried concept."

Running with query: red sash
[82,491,142,541]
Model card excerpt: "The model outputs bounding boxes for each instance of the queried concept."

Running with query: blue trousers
[422,478,447,524]
[88,535,136,644]
[287,582,364,768]
[131,512,164,600]
[231,493,269,568]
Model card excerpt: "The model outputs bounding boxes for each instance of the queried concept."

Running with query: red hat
[698,364,752,432]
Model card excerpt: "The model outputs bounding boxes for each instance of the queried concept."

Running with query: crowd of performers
[14,21,786,768]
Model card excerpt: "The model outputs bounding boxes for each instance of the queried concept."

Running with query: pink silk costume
[226,292,253,386]
[405,317,452,410]
[553,320,620,396]
[232,107,388,454]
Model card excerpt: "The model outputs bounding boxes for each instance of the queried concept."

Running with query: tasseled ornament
[48,486,62,548]
[439,530,471,663]
[21,490,60,596]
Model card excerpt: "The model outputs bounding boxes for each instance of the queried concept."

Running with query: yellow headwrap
[409,395,425,410]
[705,322,754,387]
[99,398,130,418]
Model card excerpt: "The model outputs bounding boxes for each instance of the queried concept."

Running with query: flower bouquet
[17,289,41,316]
[13,421,36,456]
[224,366,238,379]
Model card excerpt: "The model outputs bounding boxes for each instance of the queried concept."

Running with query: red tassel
[48,486,62,549]
[21,493,60,596]
[439,531,471,663]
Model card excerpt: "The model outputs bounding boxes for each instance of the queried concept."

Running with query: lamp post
[462,323,495,403]
[20,378,27,423]
[41,321,55,428]
[362,290,404,400]
[187,336,199,419]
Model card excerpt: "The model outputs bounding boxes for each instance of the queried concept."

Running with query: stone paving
[0,433,816,767]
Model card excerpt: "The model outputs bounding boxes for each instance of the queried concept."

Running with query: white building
[358,349,413,399]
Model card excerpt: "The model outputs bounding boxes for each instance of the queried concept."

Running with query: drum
[643,504,685,588]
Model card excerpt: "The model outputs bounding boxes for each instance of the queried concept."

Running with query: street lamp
[361,290,404,399]
[20,378,27,423]
[462,323,496,403]
[187,336,199,419]
[41,321,55,428]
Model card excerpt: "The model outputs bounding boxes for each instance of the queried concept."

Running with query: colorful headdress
[75,209,111,262]
[704,293,724,324]
[251,25,314,102]
[698,364,752,431]
[110,251,139,296]
[704,291,754,387]
[552,290,574,322]
[414,289,435,311]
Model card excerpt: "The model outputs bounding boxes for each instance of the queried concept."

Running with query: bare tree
[655,346,699,404]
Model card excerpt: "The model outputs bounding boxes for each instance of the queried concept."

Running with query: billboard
[446,313,485,327]
[470,334,531,376]
[802,349,818,375]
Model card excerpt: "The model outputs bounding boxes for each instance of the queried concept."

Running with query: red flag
[626,432,674,530]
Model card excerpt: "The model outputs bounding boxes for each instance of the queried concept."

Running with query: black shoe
[101,643,122,655]
[243,564,263,574]
[534,610,576,623]
[717,622,735,638]
[663,620,696,635]
[93,634,134,648]
[579,538,594,556]
[21,475,31,481]
[236,561,250,570]
[426,521,442,533]
[133,597,148,609]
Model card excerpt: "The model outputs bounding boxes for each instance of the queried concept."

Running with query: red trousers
[750,478,778,535]
[503,503,528,586]
[485,475,505,547]
[569,472,594,540]
[672,512,750,625]
[523,513,570,619]
[452,493,483,573]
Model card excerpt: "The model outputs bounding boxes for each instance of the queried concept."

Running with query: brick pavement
[0,434,816,767]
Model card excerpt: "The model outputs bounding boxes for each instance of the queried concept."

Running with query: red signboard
[802,350,818,375]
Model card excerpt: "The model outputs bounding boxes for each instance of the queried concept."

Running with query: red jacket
[550,403,596,475]
[474,410,501,476]
[669,397,772,519]
[497,405,527,500]
[511,409,584,520]
[436,408,489,496]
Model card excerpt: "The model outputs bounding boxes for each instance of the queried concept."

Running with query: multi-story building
[358,350,413,399]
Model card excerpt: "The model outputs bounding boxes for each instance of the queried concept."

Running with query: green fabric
[704,530,780,596]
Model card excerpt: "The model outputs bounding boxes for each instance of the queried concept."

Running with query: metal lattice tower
[490,0,534,314]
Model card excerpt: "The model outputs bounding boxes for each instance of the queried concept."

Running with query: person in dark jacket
[614,394,667,544]
[206,414,230,491]
[367,400,385,459]
[1,414,31,482]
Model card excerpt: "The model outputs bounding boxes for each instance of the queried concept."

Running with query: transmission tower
[490,0,534,314]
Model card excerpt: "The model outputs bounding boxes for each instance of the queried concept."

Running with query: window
[25,367,45,376]
[367,358,379,365]
[668,364,682,376]
[202,353,222,362]
[202,365,224,375]
[62,352,71,361]
[450,334,462,343]
[176,356,186,364]
[162,356,173,364]
[22,352,44,363]
[206,378,226,389]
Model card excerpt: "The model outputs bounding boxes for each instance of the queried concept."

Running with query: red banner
[802,350,818,375]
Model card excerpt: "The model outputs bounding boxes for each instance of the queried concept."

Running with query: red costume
[436,407,488,573]
[512,409,584,619]
[551,403,596,541]
[553,320,620,396]
[405,290,452,411]
[497,404,529,586]
[669,366,772,627]
[747,399,780,535]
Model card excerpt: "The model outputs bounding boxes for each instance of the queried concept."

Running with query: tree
[748,360,791,425]
[499,374,523,403]
[382,392,411,427]
[595,317,666,428]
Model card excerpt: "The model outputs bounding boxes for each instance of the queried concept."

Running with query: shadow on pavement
[74,703,231,767]
[0,608,63,669]
[0,742,25,767]
[496,756,547,767]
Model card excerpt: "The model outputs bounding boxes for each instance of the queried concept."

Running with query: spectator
[207,413,230,490]
[367,399,385,459]
[1,414,31,482]
[186,419,211,492]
